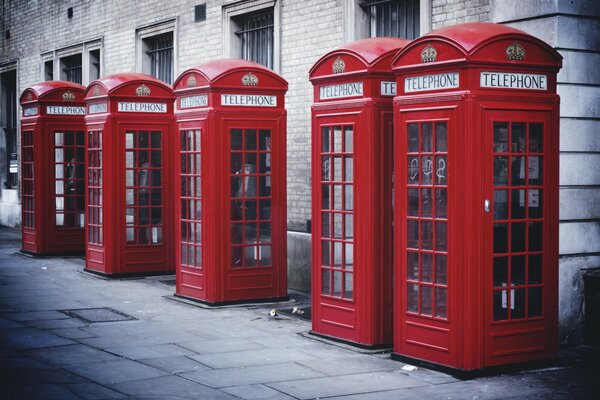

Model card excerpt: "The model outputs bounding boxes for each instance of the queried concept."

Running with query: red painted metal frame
[83,73,175,276]
[309,38,410,347]
[19,81,86,255]
[173,60,288,304]
[392,22,562,372]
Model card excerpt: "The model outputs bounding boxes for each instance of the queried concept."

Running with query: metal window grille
[362,0,420,39]
[146,33,173,84]
[235,9,274,69]
[62,54,82,84]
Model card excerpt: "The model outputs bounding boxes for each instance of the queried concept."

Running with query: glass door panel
[87,130,103,245]
[54,130,85,228]
[180,129,202,268]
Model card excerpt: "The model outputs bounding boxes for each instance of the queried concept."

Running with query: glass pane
[494,122,508,153]
[408,123,419,152]
[493,223,508,254]
[511,189,526,219]
[321,127,330,152]
[421,188,432,217]
[407,284,419,313]
[422,123,432,152]
[435,254,447,285]
[55,214,64,226]
[408,188,419,217]
[511,255,526,285]
[322,241,330,266]
[528,189,543,218]
[55,148,64,162]
[259,222,271,242]
[322,156,330,181]
[231,129,242,150]
[513,288,526,319]
[529,287,542,317]
[125,132,134,149]
[321,212,330,238]
[333,157,342,181]
[529,123,544,152]
[55,197,64,211]
[421,156,433,185]
[55,181,64,195]
[344,127,353,153]
[55,165,64,179]
[345,243,353,270]
[421,220,433,250]
[151,131,161,148]
[512,122,526,153]
[345,214,353,239]
[343,273,353,299]
[529,255,543,284]
[334,185,342,211]
[408,156,419,184]
[529,222,543,251]
[421,285,433,316]
[55,131,64,145]
[333,213,342,239]
[344,185,353,211]
[333,270,342,296]
[231,224,243,244]
[511,156,526,186]
[511,222,526,252]
[422,253,432,282]
[494,190,508,220]
[259,245,271,266]
[528,156,543,185]
[435,122,447,152]
[322,184,330,210]
[245,129,257,150]
[435,155,447,185]
[322,269,330,294]
[231,246,242,267]
[494,156,508,186]
[494,290,508,321]
[333,242,343,267]
[493,257,508,287]
[435,222,447,252]
[435,188,447,218]
[259,130,270,151]
[435,288,447,319]
[333,126,342,153]
[151,150,161,167]
[181,244,188,265]
[345,157,353,181]
[407,220,419,248]
[407,252,419,280]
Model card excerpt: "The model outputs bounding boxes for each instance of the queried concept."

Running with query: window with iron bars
[235,9,274,70]
[361,0,420,39]
[145,33,173,84]
[61,54,82,84]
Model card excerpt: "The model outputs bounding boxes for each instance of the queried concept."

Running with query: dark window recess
[61,54,82,84]
[195,4,206,22]
[5,30,9,39]
[67,7,73,19]
[45,60,54,80]
[361,0,420,39]
[145,33,173,84]
[89,49,101,81]
[0,70,18,188]
[235,9,274,69]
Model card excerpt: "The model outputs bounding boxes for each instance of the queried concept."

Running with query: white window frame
[136,19,177,85]
[41,39,103,85]
[344,0,431,42]
[222,0,281,72]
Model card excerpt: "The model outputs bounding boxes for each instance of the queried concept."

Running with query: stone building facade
[0,0,598,344]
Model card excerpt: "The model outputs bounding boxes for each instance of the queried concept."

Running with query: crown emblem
[242,72,259,86]
[135,84,151,96]
[421,45,437,63]
[332,57,345,74]
[506,42,525,61]
[92,86,101,96]
[187,74,197,87]
[62,91,75,101]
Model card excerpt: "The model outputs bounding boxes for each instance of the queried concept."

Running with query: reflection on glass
[511,189,526,219]
[529,287,542,317]
[408,188,419,216]
[511,156,525,186]
[322,241,330,266]
[322,184,330,210]
[422,188,432,217]
[435,188,447,218]
[436,222,447,251]
[528,156,543,185]
[344,273,353,299]
[421,285,433,316]
[408,123,419,152]
[333,270,342,296]
[435,122,447,152]
[407,284,419,313]
[529,123,543,152]
[231,129,242,150]
[345,214,353,239]
[55,131,64,145]
[333,213,342,239]
[494,156,508,185]
[494,190,508,220]
[322,156,330,181]
[528,189,543,218]
[422,123,432,152]
[435,254,447,284]
[529,255,543,284]
[436,288,447,319]
[333,126,342,153]
[421,220,433,250]
[322,269,330,294]
[345,243,353,270]
[344,185,353,211]
[126,132,134,149]
[421,156,433,185]
[512,122,526,153]
[422,253,432,282]
[435,155,447,185]
[344,127,353,152]
[513,288,526,318]
[334,185,342,210]
[334,157,342,181]
[408,156,419,184]
[408,220,419,248]
[345,157,353,181]
[493,122,508,153]
[408,252,419,280]
[511,255,526,285]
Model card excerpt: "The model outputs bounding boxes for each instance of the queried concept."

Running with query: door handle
[484,199,490,213]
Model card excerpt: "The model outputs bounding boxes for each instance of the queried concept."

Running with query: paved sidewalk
[0,227,597,399]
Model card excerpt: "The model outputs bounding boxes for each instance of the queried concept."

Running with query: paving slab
[63,358,170,385]
[294,354,408,376]
[0,383,85,400]
[103,343,195,360]
[222,384,298,400]
[27,343,122,367]
[182,362,326,388]
[0,355,55,370]
[0,310,71,322]
[109,374,239,400]
[138,355,212,374]
[268,370,428,399]
[66,382,129,399]
[0,316,25,329]
[179,337,268,354]
[189,347,320,369]
[0,367,89,386]
[0,327,75,350]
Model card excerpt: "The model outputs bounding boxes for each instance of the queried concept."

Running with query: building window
[234,9,274,69]
[60,54,83,84]
[44,60,54,80]
[361,0,420,38]
[0,69,17,189]
[223,1,280,72]
[137,21,176,85]
[89,49,101,81]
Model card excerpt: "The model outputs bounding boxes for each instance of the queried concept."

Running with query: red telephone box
[172,60,288,304]
[83,73,175,276]
[391,22,562,373]
[20,81,86,255]
[309,38,410,347]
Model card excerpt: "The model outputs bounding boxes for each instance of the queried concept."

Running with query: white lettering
[220,94,277,107]
[380,81,397,96]
[180,95,208,109]
[404,72,460,93]
[480,72,547,90]
[117,102,167,113]
[23,106,38,116]
[319,82,364,100]
[46,105,86,115]
[88,102,107,114]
